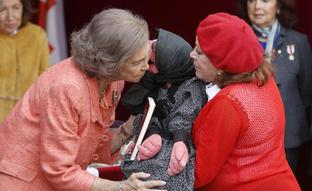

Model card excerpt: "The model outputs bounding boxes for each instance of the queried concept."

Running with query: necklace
[98,80,119,108]
[99,84,107,100]
[9,29,19,36]
[99,84,108,109]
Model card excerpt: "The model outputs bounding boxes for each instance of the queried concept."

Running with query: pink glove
[137,134,162,161]
[167,141,189,176]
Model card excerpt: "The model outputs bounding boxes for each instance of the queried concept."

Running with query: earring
[217,71,222,76]
[277,9,280,15]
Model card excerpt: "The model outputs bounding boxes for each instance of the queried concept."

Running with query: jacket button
[101,135,109,142]
[92,154,99,161]
[98,143,104,148]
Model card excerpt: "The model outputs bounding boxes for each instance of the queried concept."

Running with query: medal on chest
[287,44,295,61]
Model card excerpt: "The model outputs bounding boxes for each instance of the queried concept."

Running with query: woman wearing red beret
[190,13,300,191]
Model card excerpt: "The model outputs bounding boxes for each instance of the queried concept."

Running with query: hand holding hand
[137,134,162,161]
[167,141,188,176]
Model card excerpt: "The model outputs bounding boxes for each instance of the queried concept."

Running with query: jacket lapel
[84,74,105,126]
[275,26,287,49]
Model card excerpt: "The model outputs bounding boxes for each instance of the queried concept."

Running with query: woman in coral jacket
[190,13,300,191]
[0,8,166,191]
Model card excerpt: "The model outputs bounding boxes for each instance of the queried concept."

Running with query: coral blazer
[0,58,124,191]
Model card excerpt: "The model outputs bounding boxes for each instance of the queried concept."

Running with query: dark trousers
[286,142,312,191]
[285,147,300,172]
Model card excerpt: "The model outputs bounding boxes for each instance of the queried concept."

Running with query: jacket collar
[83,74,105,126]
[275,25,287,48]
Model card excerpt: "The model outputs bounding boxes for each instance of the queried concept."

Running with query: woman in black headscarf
[121,28,207,191]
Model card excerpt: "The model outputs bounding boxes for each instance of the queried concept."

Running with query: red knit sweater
[192,78,300,191]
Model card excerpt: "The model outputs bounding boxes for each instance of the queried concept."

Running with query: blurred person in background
[0,0,50,122]
[237,0,312,175]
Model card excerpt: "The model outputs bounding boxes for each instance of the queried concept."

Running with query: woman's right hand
[122,172,166,191]
[91,172,166,191]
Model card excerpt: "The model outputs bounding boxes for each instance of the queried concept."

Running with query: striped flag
[38,0,68,64]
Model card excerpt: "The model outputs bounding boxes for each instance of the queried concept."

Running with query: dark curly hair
[21,0,35,27]
[237,0,298,29]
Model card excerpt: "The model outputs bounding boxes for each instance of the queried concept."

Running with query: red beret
[196,13,263,73]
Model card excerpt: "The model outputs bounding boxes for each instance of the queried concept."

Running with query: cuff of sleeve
[173,130,189,143]
[144,125,161,140]
[67,170,97,191]
[84,171,97,191]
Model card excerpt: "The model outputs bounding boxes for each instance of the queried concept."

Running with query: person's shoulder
[34,58,84,94]
[23,22,47,38]
[181,77,205,88]
[221,82,253,99]
[283,27,309,42]
[44,58,89,95]
[177,77,206,95]
[44,58,79,81]
[177,77,206,100]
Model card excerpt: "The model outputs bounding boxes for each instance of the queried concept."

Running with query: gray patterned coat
[121,77,206,191]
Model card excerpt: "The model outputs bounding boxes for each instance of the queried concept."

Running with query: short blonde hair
[71,8,149,80]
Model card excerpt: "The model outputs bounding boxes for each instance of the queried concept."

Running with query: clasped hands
[134,134,189,176]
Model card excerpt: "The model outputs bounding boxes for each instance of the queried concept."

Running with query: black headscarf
[121,28,195,114]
